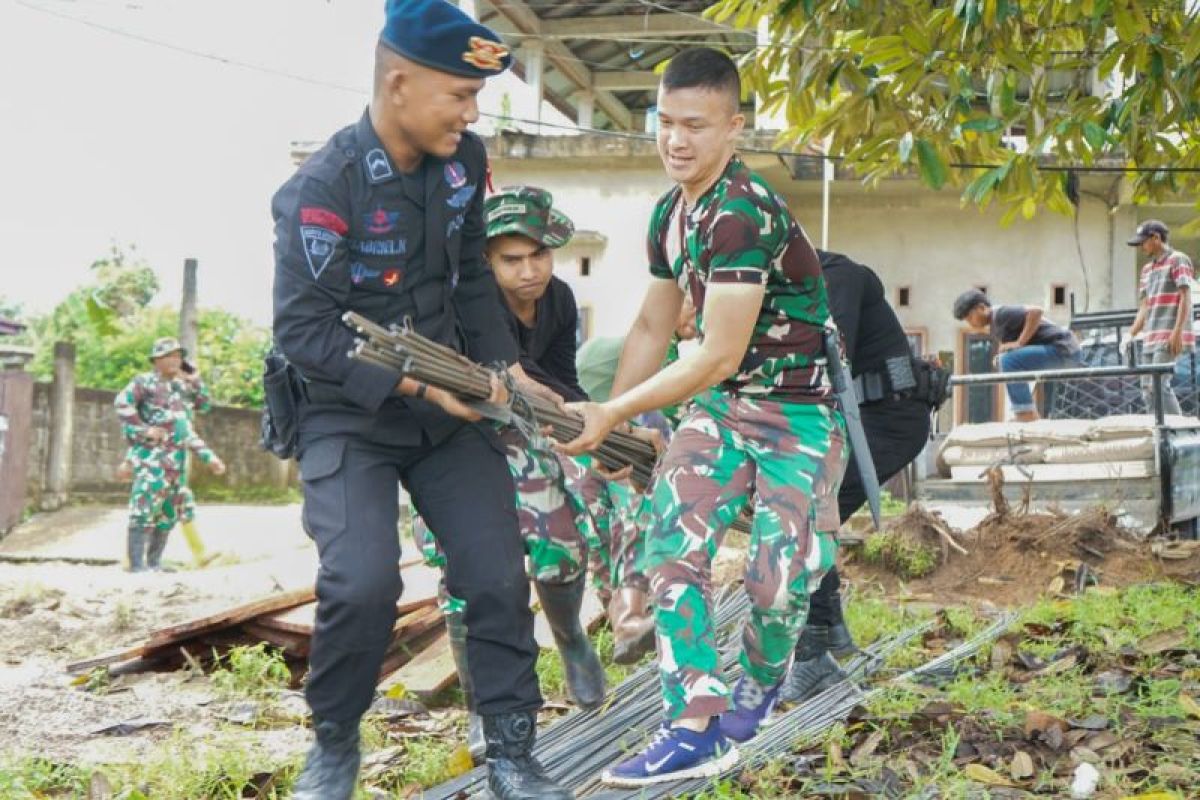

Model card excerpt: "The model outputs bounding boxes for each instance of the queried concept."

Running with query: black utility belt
[854,356,950,409]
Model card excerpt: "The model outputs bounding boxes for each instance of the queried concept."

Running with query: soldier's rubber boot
[126,526,148,573]
[144,528,171,572]
[445,608,486,765]
[483,711,573,800]
[607,587,655,665]
[779,626,849,704]
[291,717,361,800]
[534,579,606,710]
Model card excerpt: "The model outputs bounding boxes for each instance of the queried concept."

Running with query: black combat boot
[445,608,486,764]
[483,711,573,800]
[126,526,149,572]
[534,579,606,710]
[144,528,171,571]
[822,590,858,657]
[779,626,849,704]
[291,717,361,800]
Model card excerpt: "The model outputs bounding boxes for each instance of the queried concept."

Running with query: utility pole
[180,258,198,357]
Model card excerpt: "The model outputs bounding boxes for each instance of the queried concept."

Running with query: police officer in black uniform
[782,250,946,702]
[272,2,571,798]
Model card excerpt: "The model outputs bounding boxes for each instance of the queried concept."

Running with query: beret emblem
[462,36,509,71]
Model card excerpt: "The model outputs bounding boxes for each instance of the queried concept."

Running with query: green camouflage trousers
[645,388,847,721]
[414,428,642,614]
[128,464,198,532]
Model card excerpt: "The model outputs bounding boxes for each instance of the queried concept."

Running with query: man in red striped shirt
[1128,219,1194,415]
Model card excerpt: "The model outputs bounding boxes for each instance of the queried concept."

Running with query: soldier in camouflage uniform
[413,186,624,760]
[575,294,699,663]
[559,49,847,787]
[114,337,225,571]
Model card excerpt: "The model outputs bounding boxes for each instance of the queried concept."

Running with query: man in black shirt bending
[953,289,1082,422]
[782,251,947,702]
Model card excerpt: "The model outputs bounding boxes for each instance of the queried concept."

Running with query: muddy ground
[0,500,1197,796]
[842,504,1200,607]
[0,504,318,767]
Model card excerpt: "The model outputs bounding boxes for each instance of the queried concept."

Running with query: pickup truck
[920,364,1200,537]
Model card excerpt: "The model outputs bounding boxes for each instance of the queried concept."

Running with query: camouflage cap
[484,186,574,248]
[149,337,186,361]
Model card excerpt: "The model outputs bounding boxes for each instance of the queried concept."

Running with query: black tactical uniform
[784,251,937,702]
[272,111,541,726]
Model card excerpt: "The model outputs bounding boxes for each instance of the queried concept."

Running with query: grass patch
[0,582,59,618]
[536,624,640,702]
[110,598,136,632]
[210,643,291,701]
[192,484,301,505]
[0,757,91,799]
[860,529,940,579]
[368,735,462,791]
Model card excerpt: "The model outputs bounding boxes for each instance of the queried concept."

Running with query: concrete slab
[0,504,311,565]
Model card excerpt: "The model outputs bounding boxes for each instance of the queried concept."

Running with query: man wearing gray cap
[1127,220,1194,415]
[114,337,225,571]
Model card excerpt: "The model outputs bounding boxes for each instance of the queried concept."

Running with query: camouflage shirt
[648,156,833,404]
[114,371,214,458]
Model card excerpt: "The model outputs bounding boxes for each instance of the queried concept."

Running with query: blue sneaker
[601,721,739,787]
[720,673,783,743]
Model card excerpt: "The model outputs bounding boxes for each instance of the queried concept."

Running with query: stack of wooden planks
[67,561,607,701]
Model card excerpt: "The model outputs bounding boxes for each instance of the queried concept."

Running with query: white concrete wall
[490,163,674,340]
[494,159,1126,364]
[789,186,1116,358]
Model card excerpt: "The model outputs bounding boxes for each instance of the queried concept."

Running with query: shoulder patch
[299,205,345,280]
[300,207,348,236]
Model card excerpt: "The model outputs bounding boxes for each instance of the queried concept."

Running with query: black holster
[260,347,302,459]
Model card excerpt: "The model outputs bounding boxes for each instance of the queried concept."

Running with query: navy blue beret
[380,0,513,79]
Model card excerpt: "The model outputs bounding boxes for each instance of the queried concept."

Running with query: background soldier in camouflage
[114,337,225,571]
[559,48,847,787]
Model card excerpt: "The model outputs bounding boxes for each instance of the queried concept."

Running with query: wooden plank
[0,553,119,566]
[255,601,317,634]
[145,587,315,648]
[241,622,311,657]
[393,604,443,639]
[379,631,457,699]
[67,644,147,674]
[377,624,447,683]
[255,592,437,637]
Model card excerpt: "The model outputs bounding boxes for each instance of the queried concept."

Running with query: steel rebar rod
[950,363,1173,385]
[345,313,662,477]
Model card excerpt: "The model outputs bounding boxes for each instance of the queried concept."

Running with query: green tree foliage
[708,0,1200,227]
[21,246,269,407]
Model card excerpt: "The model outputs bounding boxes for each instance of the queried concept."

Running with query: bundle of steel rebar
[426,588,752,799]
[425,591,940,800]
[632,611,1019,800]
[344,311,659,484]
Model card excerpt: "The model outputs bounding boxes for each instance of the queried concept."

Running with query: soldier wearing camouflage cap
[114,337,224,573]
[415,186,649,762]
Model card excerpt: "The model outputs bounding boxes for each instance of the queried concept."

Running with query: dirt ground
[2,498,1197,790]
[0,504,318,766]
[841,503,1200,608]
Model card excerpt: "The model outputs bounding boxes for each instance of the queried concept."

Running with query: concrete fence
[23,346,293,509]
